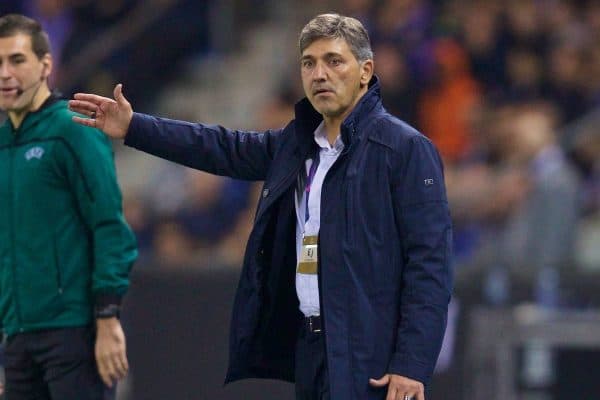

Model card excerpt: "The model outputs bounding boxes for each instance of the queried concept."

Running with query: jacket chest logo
[25,146,45,161]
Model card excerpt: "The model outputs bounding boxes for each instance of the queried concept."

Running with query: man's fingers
[73,92,113,104]
[122,353,129,372]
[114,351,129,379]
[96,347,120,387]
[68,99,97,114]
[402,393,424,400]
[114,83,129,107]
[369,374,390,387]
[97,353,127,387]
[105,355,122,384]
[385,385,397,400]
[72,115,96,127]
[96,358,113,387]
[114,84,123,102]
[384,375,425,399]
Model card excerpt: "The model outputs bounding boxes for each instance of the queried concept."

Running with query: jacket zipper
[8,130,23,331]
[316,129,355,368]
[53,236,63,294]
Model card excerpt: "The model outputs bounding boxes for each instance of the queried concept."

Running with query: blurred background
[1,0,600,399]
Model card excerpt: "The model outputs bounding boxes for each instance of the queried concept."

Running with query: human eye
[10,55,25,65]
[301,59,314,69]
[329,58,342,66]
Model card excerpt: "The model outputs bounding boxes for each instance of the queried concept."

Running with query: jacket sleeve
[124,113,283,180]
[61,117,138,307]
[388,135,453,384]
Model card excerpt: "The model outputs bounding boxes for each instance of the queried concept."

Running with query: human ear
[360,60,374,86]
[40,53,52,79]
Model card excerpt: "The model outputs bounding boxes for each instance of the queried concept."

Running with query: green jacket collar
[1,93,64,137]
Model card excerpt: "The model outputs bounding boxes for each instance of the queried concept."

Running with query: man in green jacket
[0,14,137,399]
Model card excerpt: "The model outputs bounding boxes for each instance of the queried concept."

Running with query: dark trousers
[4,326,115,400]
[295,320,330,400]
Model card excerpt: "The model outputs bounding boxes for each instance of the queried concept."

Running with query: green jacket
[0,96,137,336]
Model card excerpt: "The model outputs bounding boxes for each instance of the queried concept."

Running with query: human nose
[312,61,327,81]
[0,62,12,79]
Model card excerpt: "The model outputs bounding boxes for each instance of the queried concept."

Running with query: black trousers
[4,326,115,400]
[295,321,330,400]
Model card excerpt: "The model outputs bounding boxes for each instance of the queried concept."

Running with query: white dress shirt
[295,122,344,317]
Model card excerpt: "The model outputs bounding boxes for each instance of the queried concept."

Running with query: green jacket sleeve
[59,110,138,307]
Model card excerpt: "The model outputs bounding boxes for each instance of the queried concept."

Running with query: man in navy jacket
[70,13,452,400]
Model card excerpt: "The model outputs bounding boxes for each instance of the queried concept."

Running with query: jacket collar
[2,92,64,133]
[293,76,383,148]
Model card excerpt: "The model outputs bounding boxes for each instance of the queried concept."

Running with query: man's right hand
[69,83,133,139]
[95,317,129,388]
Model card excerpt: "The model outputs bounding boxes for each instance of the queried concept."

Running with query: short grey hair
[299,13,373,62]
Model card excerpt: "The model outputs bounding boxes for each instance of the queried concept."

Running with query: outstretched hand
[69,84,133,139]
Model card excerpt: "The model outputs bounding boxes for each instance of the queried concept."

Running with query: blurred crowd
[283,0,599,307]
[126,0,599,300]
[0,0,212,109]
[2,0,598,304]
[130,0,599,298]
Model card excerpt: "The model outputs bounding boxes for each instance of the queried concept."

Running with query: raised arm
[69,84,283,181]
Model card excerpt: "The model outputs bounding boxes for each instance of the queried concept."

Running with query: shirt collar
[313,121,344,152]
[294,76,383,148]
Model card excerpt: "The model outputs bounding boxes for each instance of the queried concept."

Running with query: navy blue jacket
[124,78,453,399]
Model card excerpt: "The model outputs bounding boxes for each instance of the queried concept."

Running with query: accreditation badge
[297,235,318,274]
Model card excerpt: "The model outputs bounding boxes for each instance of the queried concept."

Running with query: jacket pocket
[19,237,65,323]
[52,236,64,294]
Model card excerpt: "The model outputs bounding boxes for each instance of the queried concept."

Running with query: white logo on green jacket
[25,146,45,161]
